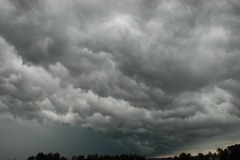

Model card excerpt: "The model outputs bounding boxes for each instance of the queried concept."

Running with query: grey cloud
[0,0,240,156]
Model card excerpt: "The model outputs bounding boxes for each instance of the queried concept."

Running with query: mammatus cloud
[0,0,240,156]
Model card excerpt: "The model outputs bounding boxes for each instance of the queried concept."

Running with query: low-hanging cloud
[0,0,240,156]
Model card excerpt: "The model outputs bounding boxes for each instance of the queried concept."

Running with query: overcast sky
[0,0,240,159]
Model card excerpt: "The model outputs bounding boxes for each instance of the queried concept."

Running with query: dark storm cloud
[0,116,129,160]
[0,0,240,156]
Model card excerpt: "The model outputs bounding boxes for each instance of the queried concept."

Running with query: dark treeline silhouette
[26,144,240,160]
[27,153,145,160]
[27,152,67,160]
[150,144,240,160]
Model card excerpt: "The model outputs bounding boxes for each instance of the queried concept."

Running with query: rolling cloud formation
[0,0,240,155]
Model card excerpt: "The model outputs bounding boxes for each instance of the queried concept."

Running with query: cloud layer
[0,0,240,155]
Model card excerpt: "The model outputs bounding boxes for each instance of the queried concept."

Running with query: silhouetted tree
[197,153,204,160]
[179,153,187,160]
[27,156,35,160]
[227,144,240,160]
[53,153,61,160]
[60,156,68,160]
[36,152,45,160]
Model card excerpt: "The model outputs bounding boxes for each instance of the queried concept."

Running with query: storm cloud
[0,0,240,156]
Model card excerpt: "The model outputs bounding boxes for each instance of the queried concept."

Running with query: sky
[0,0,240,159]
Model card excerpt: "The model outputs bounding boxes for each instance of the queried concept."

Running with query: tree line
[27,144,240,160]
[27,153,146,160]
[153,144,240,160]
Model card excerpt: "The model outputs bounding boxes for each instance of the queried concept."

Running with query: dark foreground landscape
[26,144,240,160]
